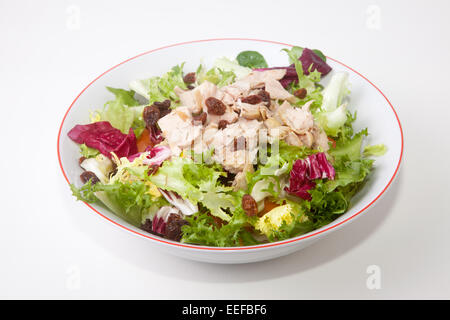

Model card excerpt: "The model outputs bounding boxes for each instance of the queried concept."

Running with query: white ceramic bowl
[58,39,403,264]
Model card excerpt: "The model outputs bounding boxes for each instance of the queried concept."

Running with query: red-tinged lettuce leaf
[127,152,142,162]
[284,158,316,200]
[284,152,335,201]
[152,215,167,235]
[126,146,171,172]
[144,145,172,166]
[299,48,332,76]
[308,152,336,180]
[255,48,332,88]
[68,121,138,158]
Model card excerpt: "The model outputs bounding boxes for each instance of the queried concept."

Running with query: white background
[1,0,449,299]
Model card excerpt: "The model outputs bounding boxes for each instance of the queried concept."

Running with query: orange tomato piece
[136,128,153,152]
[328,137,337,149]
[258,198,280,217]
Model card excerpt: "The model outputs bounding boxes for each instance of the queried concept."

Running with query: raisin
[205,97,226,115]
[242,194,258,217]
[187,85,195,90]
[294,88,307,99]
[153,100,171,118]
[218,119,229,130]
[80,171,100,184]
[183,72,196,84]
[153,99,171,109]
[143,105,160,128]
[233,136,247,151]
[258,90,271,104]
[142,219,153,233]
[165,214,189,241]
[191,112,207,125]
[241,95,262,105]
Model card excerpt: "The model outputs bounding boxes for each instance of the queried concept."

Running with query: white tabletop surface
[1,0,449,299]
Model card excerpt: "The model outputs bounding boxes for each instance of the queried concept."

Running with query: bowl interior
[58,39,402,249]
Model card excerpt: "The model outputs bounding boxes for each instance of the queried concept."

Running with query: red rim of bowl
[57,38,404,251]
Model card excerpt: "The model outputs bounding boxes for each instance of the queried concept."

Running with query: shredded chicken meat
[157,70,329,174]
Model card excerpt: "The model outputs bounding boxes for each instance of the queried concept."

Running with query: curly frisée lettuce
[301,129,374,228]
[71,180,167,227]
[129,64,188,104]
[254,201,314,241]
[180,207,256,247]
[196,64,236,88]
[149,157,237,222]
[196,57,251,87]
[67,45,385,247]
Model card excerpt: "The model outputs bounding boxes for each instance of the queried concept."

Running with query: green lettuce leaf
[314,72,351,136]
[150,157,238,221]
[364,144,387,157]
[236,51,268,69]
[149,157,202,201]
[196,64,237,88]
[91,87,145,136]
[282,47,325,112]
[325,156,374,192]
[79,143,100,158]
[211,57,251,79]
[304,180,350,228]
[181,208,255,247]
[330,128,368,161]
[282,46,304,64]
[70,180,166,227]
[105,87,140,107]
[302,127,375,227]
[321,72,350,112]
[129,64,188,104]
[247,140,316,196]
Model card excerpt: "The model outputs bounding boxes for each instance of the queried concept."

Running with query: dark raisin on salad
[154,100,171,117]
[165,214,189,241]
[141,219,154,234]
[218,119,229,130]
[294,88,307,99]
[80,171,100,184]
[143,105,160,128]
[257,90,271,106]
[205,97,226,115]
[242,194,258,217]
[241,95,262,105]
[183,72,196,84]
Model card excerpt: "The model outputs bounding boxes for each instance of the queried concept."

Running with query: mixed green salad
[69,46,386,247]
